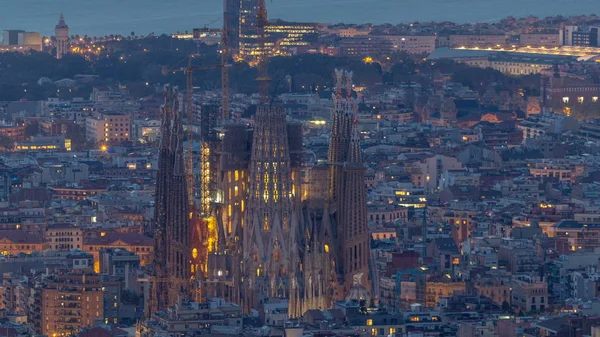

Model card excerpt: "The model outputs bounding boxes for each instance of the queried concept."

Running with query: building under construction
[149,86,191,316]
[190,102,220,286]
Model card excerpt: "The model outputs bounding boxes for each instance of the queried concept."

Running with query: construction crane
[162,57,221,205]
[256,0,271,104]
[221,0,231,120]
[161,55,231,292]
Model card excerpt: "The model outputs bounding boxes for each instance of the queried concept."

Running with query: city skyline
[3,0,600,335]
[2,0,600,37]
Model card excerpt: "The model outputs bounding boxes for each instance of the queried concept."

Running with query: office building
[266,20,319,55]
[1,30,42,52]
[224,0,241,56]
[560,25,600,47]
[238,0,261,61]
[85,112,131,144]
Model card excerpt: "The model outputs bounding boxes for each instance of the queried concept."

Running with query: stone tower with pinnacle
[327,69,371,298]
[242,103,301,312]
[55,14,69,59]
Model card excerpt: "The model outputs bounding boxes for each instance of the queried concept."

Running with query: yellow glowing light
[100,145,108,152]
[206,217,217,253]
[192,248,198,259]
[324,244,330,253]
[363,56,374,64]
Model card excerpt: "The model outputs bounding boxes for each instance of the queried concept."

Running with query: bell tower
[55,14,69,59]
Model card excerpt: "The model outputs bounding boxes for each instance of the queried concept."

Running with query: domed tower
[55,13,69,59]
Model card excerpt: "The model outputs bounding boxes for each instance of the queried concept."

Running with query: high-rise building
[224,0,241,57]
[55,14,69,59]
[149,86,190,315]
[238,0,259,61]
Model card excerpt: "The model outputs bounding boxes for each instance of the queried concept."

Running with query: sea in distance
[0,0,598,37]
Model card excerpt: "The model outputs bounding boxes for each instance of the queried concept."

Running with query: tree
[526,96,541,116]
[24,122,39,138]
[0,135,14,150]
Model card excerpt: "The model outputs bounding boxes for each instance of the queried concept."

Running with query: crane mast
[256,0,270,104]
[221,0,230,120]
[163,57,221,204]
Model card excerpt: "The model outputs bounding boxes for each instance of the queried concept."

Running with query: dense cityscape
[3,1,600,337]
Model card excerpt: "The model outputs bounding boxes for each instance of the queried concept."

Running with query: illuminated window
[562,97,569,104]
[452,257,460,265]
[192,248,198,259]
[370,328,377,336]
[389,328,396,334]
[410,316,420,322]
[366,319,373,326]
[593,97,599,103]
[324,244,330,253]
[578,97,584,103]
